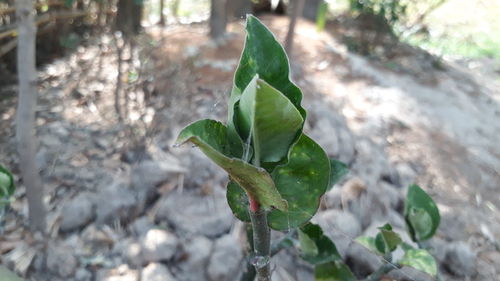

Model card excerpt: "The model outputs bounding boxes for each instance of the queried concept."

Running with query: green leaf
[375,224,402,254]
[268,134,330,230]
[0,266,25,281]
[227,15,306,156]
[404,184,440,241]
[226,134,330,230]
[314,261,356,281]
[328,159,348,190]
[235,15,306,119]
[399,248,438,277]
[298,228,319,257]
[236,76,304,163]
[355,236,380,254]
[316,2,328,32]
[226,181,250,222]
[0,165,14,199]
[298,223,341,265]
[176,119,287,211]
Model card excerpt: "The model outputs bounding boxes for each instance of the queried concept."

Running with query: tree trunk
[209,0,227,39]
[227,0,252,19]
[159,0,165,26]
[116,0,143,37]
[302,0,323,21]
[284,0,306,55]
[15,0,46,233]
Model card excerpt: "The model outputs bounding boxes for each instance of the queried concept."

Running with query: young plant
[0,165,15,231]
[176,15,440,281]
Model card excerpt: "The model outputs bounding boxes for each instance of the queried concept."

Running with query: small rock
[394,162,417,188]
[207,234,243,281]
[141,263,176,281]
[60,193,96,232]
[96,264,137,281]
[131,159,184,191]
[128,216,153,236]
[444,241,476,277]
[323,187,342,209]
[346,242,383,275]
[46,243,78,278]
[113,238,142,266]
[95,179,137,224]
[141,229,178,263]
[385,209,405,229]
[75,268,92,281]
[312,209,362,257]
[177,236,213,281]
[388,266,434,281]
[378,182,403,210]
[181,150,226,188]
[155,189,233,237]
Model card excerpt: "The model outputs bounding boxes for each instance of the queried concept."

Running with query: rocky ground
[0,16,499,281]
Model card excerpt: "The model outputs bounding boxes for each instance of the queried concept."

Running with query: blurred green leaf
[375,223,402,254]
[299,228,319,257]
[404,184,440,242]
[355,236,379,254]
[0,266,25,281]
[316,2,328,32]
[226,180,250,222]
[298,223,341,265]
[328,159,348,190]
[399,248,438,277]
[176,119,287,211]
[0,165,14,200]
[314,261,356,281]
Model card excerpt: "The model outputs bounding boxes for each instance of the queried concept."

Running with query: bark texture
[15,0,46,232]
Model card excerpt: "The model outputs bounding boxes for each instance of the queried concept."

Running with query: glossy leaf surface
[176,119,287,211]
[404,184,440,241]
[268,134,330,229]
[237,76,303,163]
[226,134,330,230]
[234,15,305,119]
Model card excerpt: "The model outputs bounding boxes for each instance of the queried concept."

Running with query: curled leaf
[176,119,287,211]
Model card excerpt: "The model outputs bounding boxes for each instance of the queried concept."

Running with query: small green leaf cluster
[356,184,441,278]
[176,15,440,281]
[176,15,347,231]
[0,165,15,206]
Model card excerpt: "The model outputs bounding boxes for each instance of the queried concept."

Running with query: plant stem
[249,198,272,281]
[240,230,296,281]
[364,263,400,281]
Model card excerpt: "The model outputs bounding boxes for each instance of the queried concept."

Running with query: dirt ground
[0,15,499,281]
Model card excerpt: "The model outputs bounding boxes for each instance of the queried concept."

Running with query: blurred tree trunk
[210,0,227,39]
[285,0,305,54]
[159,0,165,26]
[116,0,143,37]
[227,0,252,19]
[15,0,46,232]
[302,0,323,21]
